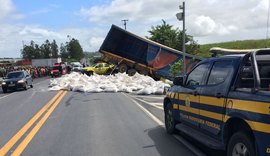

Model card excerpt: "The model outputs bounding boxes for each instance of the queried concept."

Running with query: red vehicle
[51,63,66,78]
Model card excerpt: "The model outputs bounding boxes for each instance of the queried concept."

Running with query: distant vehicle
[99,25,202,80]
[71,63,83,72]
[1,71,33,93]
[82,63,115,76]
[164,48,270,156]
[51,63,66,78]
[32,58,62,67]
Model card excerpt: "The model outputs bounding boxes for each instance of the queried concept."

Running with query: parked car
[82,63,116,76]
[1,71,33,93]
[72,64,83,72]
[51,63,66,78]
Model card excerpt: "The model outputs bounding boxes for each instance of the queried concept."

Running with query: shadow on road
[145,126,196,156]
[146,126,225,156]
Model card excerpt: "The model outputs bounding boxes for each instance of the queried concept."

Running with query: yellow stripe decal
[175,94,270,115]
[179,105,198,115]
[228,98,270,115]
[173,104,178,109]
[200,96,225,107]
[170,92,175,99]
[179,105,223,121]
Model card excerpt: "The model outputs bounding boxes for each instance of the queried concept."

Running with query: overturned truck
[99,25,202,80]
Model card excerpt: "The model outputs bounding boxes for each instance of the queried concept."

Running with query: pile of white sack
[48,72,171,95]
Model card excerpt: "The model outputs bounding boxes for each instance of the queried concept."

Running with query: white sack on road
[48,72,170,95]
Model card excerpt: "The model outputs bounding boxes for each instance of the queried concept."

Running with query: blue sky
[0,0,269,58]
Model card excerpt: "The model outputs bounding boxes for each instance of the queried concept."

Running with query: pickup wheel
[227,132,256,156]
[165,103,177,134]
[24,85,27,90]
[118,64,128,73]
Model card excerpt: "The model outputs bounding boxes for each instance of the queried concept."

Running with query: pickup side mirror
[173,77,184,86]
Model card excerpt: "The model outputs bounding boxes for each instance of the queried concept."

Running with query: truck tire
[140,70,148,75]
[128,69,137,76]
[118,64,128,73]
[86,71,93,76]
[164,103,177,134]
[105,69,113,75]
[227,132,256,156]
[2,88,7,93]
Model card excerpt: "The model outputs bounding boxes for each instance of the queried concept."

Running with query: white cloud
[1,0,270,57]
[188,15,238,36]
[0,24,106,57]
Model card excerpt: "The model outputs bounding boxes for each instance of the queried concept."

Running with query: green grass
[195,39,270,58]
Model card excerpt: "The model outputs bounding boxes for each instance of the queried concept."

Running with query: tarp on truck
[100,25,202,78]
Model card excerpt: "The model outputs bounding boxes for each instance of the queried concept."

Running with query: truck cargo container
[32,58,62,67]
[99,25,202,80]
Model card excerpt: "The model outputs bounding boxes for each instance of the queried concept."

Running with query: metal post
[182,2,186,75]
[122,19,128,30]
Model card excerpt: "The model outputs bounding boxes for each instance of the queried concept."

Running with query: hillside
[196,39,270,58]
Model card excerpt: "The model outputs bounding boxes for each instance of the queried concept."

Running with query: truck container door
[178,63,210,128]
[199,60,235,136]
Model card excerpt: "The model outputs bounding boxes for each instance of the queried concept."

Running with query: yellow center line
[0,90,64,156]
[11,91,67,156]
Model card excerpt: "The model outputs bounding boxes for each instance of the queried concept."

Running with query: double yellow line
[0,90,67,156]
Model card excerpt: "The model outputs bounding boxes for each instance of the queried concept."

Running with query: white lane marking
[123,93,206,156]
[131,96,163,110]
[132,95,165,99]
[123,93,163,125]
[0,93,15,100]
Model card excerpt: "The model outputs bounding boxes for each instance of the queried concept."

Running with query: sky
[0,0,269,58]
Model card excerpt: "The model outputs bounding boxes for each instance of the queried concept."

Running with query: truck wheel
[140,70,148,75]
[2,88,7,93]
[86,71,93,76]
[128,69,137,76]
[164,103,177,134]
[118,64,128,73]
[227,132,256,156]
[105,69,113,75]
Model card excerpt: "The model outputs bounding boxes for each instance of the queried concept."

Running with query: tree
[60,43,68,60]
[51,40,58,58]
[147,20,199,54]
[66,38,84,61]
[169,60,183,77]
[40,40,51,58]
[21,40,37,59]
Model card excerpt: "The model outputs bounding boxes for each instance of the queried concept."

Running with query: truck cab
[164,49,270,156]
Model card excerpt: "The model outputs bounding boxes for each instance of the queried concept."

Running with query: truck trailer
[99,25,202,80]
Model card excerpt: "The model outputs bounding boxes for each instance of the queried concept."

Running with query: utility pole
[176,1,186,75]
[266,0,270,41]
[121,19,128,30]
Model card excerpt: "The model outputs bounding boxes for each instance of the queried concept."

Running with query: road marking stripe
[0,90,64,156]
[132,96,163,110]
[0,93,15,100]
[11,91,67,156]
[132,95,165,99]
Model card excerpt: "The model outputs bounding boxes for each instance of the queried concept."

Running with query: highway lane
[0,82,197,156]
[0,76,50,99]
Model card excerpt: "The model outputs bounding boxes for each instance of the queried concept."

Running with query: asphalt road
[0,77,200,156]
